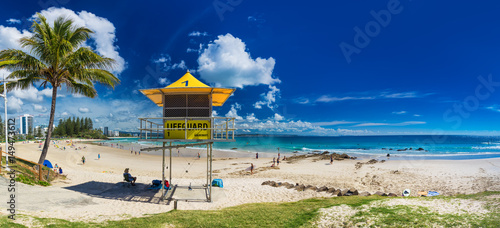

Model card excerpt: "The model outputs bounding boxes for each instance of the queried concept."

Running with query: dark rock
[286,183,296,189]
[389,148,393,150]
[332,189,342,196]
[387,193,398,197]
[348,188,359,195]
[261,181,271,185]
[417,148,425,151]
[359,191,371,196]
[341,189,350,196]
[318,186,329,192]
[327,188,337,193]
[271,182,279,187]
[374,191,387,196]
[305,186,318,191]
[295,184,305,191]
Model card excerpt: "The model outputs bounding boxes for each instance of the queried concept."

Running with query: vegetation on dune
[0,192,498,227]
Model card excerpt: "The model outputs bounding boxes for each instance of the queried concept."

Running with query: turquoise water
[101,135,500,160]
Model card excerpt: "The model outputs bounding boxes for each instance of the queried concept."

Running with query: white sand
[0,140,499,222]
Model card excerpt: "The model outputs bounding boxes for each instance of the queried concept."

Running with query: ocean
[99,135,500,160]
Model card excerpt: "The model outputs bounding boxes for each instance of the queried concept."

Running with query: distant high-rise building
[19,114,34,135]
[104,127,108,136]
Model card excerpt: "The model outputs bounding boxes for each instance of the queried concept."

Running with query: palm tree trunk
[37,87,57,164]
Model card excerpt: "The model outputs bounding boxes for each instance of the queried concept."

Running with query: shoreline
[90,139,500,161]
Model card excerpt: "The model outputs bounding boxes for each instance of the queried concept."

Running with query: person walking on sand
[198,152,200,159]
[250,163,254,175]
[330,154,333,164]
[98,153,101,160]
[277,157,280,166]
[82,156,86,165]
[256,152,259,159]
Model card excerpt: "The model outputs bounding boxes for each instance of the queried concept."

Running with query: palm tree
[0,13,120,164]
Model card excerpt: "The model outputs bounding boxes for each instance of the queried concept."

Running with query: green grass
[0,192,498,227]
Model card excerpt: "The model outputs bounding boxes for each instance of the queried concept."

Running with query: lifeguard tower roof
[140,71,235,107]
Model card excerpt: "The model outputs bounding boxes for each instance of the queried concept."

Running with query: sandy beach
[1,140,499,223]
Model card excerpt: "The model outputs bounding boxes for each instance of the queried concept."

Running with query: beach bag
[152,180,162,186]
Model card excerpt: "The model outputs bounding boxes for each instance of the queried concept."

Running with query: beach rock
[286,183,295,189]
[261,181,271,185]
[387,193,398,197]
[326,188,337,193]
[332,189,342,196]
[271,182,279,187]
[317,186,329,192]
[417,148,425,151]
[305,186,318,191]
[348,188,359,195]
[295,184,305,191]
[359,191,371,196]
[305,185,314,189]
[341,189,350,196]
[374,191,387,196]
[340,153,349,159]
[277,182,283,187]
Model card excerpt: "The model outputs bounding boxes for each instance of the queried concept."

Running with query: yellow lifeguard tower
[139,71,235,202]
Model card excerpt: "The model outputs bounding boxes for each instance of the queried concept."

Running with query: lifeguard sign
[139,71,235,140]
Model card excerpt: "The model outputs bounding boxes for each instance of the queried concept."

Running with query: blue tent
[43,160,53,168]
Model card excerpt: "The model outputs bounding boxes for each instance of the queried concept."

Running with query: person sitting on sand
[123,168,137,186]
[59,167,63,174]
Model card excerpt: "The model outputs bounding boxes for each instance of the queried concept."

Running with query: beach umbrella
[43,160,53,168]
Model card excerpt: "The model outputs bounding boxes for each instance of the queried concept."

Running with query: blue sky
[1,0,500,135]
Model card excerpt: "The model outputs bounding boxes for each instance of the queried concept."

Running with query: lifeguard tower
[138,71,235,202]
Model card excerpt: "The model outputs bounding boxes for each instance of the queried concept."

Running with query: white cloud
[316,91,429,103]
[6,19,21,24]
[172,60,187,70]
[33,104,48,112]
[225,103,243,120]
[274,113,284,121]
[11,87,43,102]
[316,95,376,102]
[212,110,218,117]
[353,121,426,127]
[7,97,23,113]
[61,112,69,116]
[246,113,258,122]
[413,114,421,117]
[197,33,279,88]
[392,111,407,115]
[78,107,90,113]
[486,105,500,112]
[294,97,310,104]
[159,78,169,85]
[0,25,32,51]
[188,31,209,37]
[37,7,126,74]
[313,121,358,126]
[254,85,280,109]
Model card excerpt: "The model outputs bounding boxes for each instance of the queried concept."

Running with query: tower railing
[138,117,236,141]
